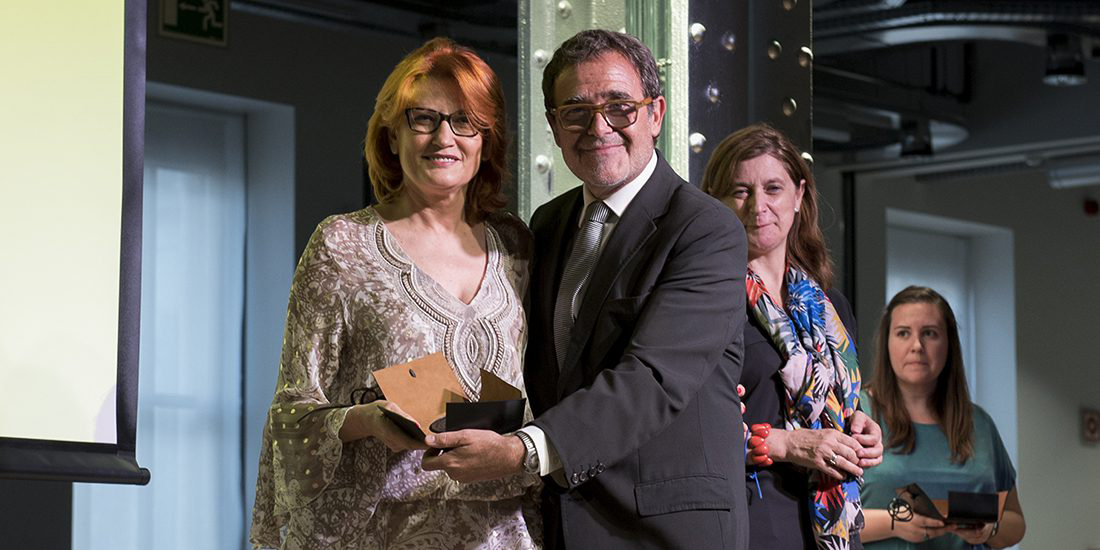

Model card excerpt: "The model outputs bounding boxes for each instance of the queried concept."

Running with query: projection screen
[0,0,148,484]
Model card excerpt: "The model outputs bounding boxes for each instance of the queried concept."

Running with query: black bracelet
[887,497,913,531]
[295,386,381,422]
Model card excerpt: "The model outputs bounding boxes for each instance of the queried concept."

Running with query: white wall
[850,169,1100,550]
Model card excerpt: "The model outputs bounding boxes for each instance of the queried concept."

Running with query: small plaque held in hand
[895,483,1006,527]
[373,353,526,439]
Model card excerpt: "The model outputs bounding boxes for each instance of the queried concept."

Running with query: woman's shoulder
[824,288,859,344]
[969,403,1000,431]
[825,288,853,320]
[309,208,375,242]
[825,287,850,308]
[297,209,379,268]
[320,207,375,230]
[858,388,879,418]
[486,210,533,261]
[969,403,1010,454]
[969,402,1017,482]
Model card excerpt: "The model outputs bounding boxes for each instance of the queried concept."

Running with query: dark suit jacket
[526,156,750,549]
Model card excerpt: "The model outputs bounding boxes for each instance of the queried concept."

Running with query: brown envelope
[479,368,523,401]
[373,353,468,439]
[373,352,524,440]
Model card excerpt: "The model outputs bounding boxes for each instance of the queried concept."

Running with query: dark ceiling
[234,0,518,53]
[233,0,1100,157]
[812,0,1100,157]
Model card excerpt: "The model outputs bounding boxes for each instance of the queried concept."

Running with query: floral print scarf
[746,265,864,549]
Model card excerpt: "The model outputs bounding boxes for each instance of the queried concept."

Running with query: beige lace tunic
[250,207,541,549]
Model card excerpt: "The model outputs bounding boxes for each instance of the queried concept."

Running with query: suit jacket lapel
[558,157,679,391]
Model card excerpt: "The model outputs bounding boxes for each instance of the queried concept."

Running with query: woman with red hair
[250,37,540,549]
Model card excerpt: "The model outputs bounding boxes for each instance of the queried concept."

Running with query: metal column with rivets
[686,0,812,185]
[519,0,690,220]
[518,0,812,219]
[519,0,627,221]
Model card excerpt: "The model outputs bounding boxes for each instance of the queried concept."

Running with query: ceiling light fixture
[1043,33,1087,87]
[1048,158,1100,189]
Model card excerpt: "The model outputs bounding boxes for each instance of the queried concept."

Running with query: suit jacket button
[571,472,580,484]
[588,465,599,476]
[597,464,605,473]
[579,471,589,481]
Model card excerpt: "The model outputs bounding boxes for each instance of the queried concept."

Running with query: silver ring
[825,453,838,468]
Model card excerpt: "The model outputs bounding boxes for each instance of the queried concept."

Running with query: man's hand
[420,429,525,483]
[848,410,884,468]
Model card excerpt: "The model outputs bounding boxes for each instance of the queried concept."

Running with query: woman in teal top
[860,286,1025,549]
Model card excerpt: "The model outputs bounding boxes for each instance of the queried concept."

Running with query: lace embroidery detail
[372,215,510,399]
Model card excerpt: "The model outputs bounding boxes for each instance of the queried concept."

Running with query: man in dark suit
[423,30,749,549]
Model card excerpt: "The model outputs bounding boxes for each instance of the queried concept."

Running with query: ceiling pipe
[814,0,909,21]
[815,24,1047,55]
[815,1,1100,41]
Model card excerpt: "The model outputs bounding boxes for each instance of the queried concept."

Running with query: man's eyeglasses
[549,98,654,132]
[404,108,480,137]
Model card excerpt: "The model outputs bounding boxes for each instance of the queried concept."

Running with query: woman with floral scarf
[702,123,884,549]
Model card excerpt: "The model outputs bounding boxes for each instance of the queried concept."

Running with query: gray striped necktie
[553,200,613,368]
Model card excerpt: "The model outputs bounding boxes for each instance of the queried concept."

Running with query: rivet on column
[535,155,552,174]
[768,40,783,60]
[690,23,706,44]
[782,98,798,116]
[689,132,707,153]
[721,32,737,52]
[798,46,813,68]
[557,1,572,19]
[533,49,549,68]
[705,84,720,104]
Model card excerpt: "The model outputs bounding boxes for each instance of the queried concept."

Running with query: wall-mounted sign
[159,0,227,47]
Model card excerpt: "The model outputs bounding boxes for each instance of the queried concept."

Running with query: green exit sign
[159,0,228,47]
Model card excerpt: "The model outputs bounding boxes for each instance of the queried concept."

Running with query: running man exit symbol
[160,0,228,46]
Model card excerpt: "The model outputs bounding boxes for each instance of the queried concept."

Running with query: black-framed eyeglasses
[404,108,480,137]
[549,98,654,132]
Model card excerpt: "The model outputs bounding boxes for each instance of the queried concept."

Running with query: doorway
[885,208,1018,460]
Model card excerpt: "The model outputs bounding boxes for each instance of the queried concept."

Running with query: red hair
[364,37,508,222]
